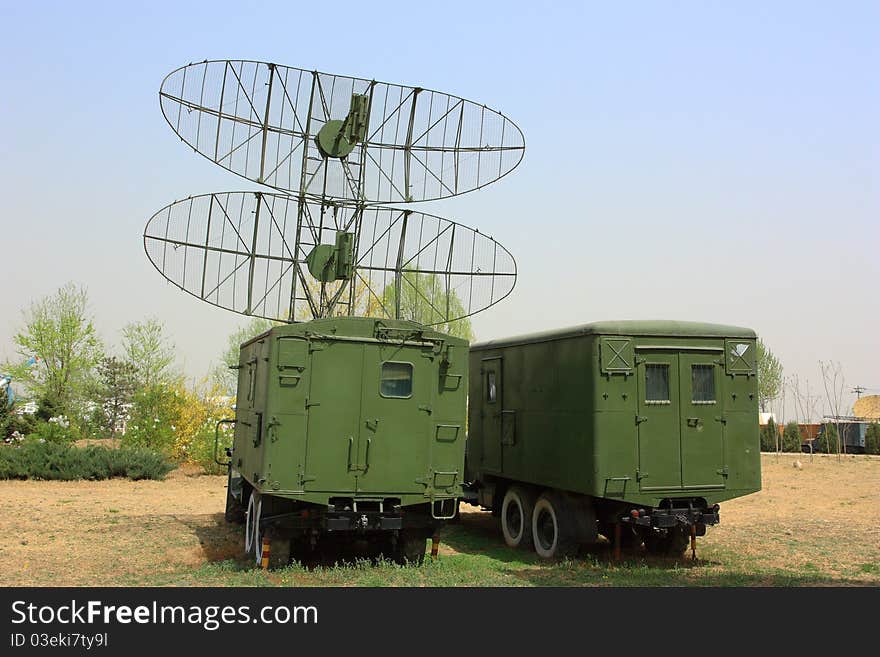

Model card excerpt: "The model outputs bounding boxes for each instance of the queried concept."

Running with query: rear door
[303,341,362,494]
[678,353,726,488]
[356,345,429,494]
[636,352,682,490]
[479,357,503,473]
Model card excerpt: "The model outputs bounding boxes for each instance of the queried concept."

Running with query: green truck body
[225,316,468,565]
[465,320,762,558]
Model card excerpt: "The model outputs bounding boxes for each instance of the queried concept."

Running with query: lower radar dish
[143,192,516,325]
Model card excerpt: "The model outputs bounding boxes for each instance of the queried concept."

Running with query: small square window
[487,371,497,403]
[692,365,716,403]
[380,362,413,398]
[645,364,670,402]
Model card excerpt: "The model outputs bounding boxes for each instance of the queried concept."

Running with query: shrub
[866,423,880,456]
[760,418,778,451]
[817,423,838,454]
[28,418,77,444]
[782,422,802,453]
[123,384,182,455]
[0,442,172,481]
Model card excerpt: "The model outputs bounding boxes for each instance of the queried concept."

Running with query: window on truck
[691,364,716,403]
[380,362,413,398]
[645,364,670,403]
[487,371,497,403]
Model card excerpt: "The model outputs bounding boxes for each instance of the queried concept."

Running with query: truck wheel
[643,527,689,556]
[394,530,427,566]
[501,486,536,549]
[531,492,578,560]
[244,491,261,558]
[224,470,246,524]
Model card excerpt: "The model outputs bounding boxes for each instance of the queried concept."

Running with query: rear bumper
[621,505,720,529]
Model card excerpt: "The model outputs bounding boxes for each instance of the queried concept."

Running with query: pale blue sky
[1,1,878,419]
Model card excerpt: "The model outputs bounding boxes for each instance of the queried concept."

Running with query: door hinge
[716,466,729,478]
[636,470,648,482]
[305,398,321,408]
[714,415,727,424]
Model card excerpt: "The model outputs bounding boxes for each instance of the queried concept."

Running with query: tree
[91,356,138,439]
[866,423,880,456]
[817,422,838,454]
[6,283,103,418]
[760,418,778,452]
[756,338,783,413]
[819,360,849,458]
[121,318,175,389]
[212,317,277,396]
[379,271,474,341]
[782,421,802,453]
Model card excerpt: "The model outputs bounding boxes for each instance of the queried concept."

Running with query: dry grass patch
[0,453,877,586]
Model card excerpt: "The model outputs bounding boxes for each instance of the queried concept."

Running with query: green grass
[124,522,869,587]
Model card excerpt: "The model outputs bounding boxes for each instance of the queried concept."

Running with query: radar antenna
[146,59,524,326]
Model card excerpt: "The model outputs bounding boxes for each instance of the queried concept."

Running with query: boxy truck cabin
[465,320,762,559]
[222,317,468,566]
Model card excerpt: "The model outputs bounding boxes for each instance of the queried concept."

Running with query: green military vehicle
[464,320,762,559]
[221,317,468,566]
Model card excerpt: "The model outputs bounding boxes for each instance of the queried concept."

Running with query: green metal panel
[468,322,761,509]
[357,342,430,494]
[678,352,726,488]
[304,340,362,494]
[636,351,682,491]
[232,317,468,508]
[479,357,503,473]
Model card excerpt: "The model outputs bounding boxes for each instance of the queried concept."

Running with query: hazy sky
[1,1,877,420]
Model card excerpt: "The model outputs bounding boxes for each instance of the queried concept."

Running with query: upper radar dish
[159,60,525,203]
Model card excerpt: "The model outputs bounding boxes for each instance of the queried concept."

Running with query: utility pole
[852,385,866,399]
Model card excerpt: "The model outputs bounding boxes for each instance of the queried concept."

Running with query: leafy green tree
[756,338,783,413]
[0,397,11,440]
[817,422,838,454]
[782,421,802,452]
[121,318,175,389]
[379,271,474,341]
[212,317,277,396]
[123,384,182,456]
[760,418,778,452]
[5,283,103,419]
[91,356,138,439]
[866,423,880,455]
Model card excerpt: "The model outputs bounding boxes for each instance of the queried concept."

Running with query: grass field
[1,453,877,587]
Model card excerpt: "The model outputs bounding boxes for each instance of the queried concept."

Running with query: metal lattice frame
[144,192,516,325]
[159,60,525,204]
[147,59,524,325]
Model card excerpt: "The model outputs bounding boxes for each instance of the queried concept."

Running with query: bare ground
[0,454,877,586]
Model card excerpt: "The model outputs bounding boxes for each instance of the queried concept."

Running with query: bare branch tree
[819,360,850,461]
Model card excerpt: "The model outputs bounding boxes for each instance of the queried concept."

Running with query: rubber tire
[501,486,536,549]
[643,527,690,556]
[245,490,261,559]
[531,492,578,560]
[224,470,246,525]
[394,531,427,566]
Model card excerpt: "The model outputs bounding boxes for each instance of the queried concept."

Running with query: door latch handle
[687,417,701,428]
[635,415,648,425]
